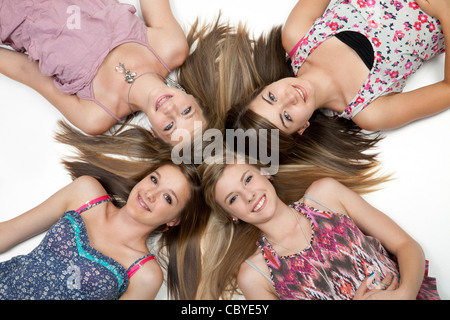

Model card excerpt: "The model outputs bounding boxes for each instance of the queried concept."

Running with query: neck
[105,206,155,248]
[259,203,300,243]
[298,62,348,114]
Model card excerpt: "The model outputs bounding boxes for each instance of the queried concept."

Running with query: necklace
[115,62,164,113]
[265,207,339,300]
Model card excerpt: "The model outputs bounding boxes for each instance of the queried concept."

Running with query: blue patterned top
[0,196,154,300]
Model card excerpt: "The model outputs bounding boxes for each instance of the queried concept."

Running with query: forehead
[157,165,191,195]
[214,164,256,193]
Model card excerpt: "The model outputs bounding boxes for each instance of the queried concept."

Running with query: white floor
[1,0,449,300]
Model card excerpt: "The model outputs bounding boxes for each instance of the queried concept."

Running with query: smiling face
[146,87,206,145]
[128,164,191,228]
[249,77,315,135]
[214,163,281,225]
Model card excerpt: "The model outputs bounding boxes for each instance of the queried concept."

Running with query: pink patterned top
[289,0,445,119]
[255,201,440,300]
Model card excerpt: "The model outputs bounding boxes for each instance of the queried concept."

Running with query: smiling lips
[155,95,172,111]
[252,194,266,213]
[138,195,151,212]
[293,85,307,102]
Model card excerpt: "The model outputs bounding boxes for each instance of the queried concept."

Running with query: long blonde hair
[197,151,389,299]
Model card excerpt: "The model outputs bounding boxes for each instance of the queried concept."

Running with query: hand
[353,272,401,300]
[415,0,450,21]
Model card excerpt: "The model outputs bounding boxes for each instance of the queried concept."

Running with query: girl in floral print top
[0,123,208,300]
[199,159,439,300]
[230,0,448,135]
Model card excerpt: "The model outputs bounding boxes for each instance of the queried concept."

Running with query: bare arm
[237,254,279,300]
[140,0,189,70]
[282,0,332,54]
[305,178,425,299]
[0,48,115,134]
[0,176,105,254]
[119,259,163,300]
[354,0,450,131]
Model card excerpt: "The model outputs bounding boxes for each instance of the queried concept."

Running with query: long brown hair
[197,151,388,299]
[55,121,208,299]
[178,15,269,131]
[223,25,384,177]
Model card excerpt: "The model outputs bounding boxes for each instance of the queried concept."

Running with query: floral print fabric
[289,0,445,119]
[257,202,440,300]
[0,207,129,299]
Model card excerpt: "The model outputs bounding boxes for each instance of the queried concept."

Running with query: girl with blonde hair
[197,153,439,300]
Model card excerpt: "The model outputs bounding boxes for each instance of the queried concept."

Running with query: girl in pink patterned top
[199,160,440,300]
[230,0,449,135]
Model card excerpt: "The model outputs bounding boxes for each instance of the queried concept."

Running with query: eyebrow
[261,95,273,106]
[223,170,249,204]
[279,114,287,129]
[155,170,179,204]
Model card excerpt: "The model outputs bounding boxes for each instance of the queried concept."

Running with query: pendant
[115,62,137,83]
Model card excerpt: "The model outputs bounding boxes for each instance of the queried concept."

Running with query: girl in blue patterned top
[0,122,208,300]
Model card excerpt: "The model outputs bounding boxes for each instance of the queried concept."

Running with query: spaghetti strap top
[0,0,172,121]
[301,194,336,213]
[75,195,157,280]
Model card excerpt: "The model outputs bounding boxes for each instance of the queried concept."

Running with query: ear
[297,121,310,135]
[149,129,157,138]
[259,168,272,180]
[166,217,181,227]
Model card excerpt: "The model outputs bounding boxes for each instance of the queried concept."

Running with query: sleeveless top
[0,195,156,300]
[0,0,171,121]
[288,0,445,119]
[248,196,440,300]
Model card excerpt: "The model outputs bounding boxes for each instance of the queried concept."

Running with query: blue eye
[284,111,292,121]
[268,92,276,102]
[245,175,252,184]
[164,122,173,131]
[164,194,172,204]
[182,107,191,115]
[229,195,237,205]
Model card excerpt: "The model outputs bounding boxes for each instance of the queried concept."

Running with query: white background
[0,0,449,300]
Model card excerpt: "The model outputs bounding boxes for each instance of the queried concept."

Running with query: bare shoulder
[302,178,348,214]
[237,251,277,299]
[133,258,163,286]
[145,26,189,71]
[282,0,332,53]
[122,258,163,300]
[67,176,109,208]
[304,177,343,197]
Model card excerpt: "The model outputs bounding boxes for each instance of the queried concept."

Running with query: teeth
[294,87,305,101]
[253,195,266,212]
[156,96,171,110]
[138,196,150,211]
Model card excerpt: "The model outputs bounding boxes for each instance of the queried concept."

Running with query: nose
[146,191,156,203]
[284,88,298,106]
[246,189,256,203]
[162,102,176,115]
